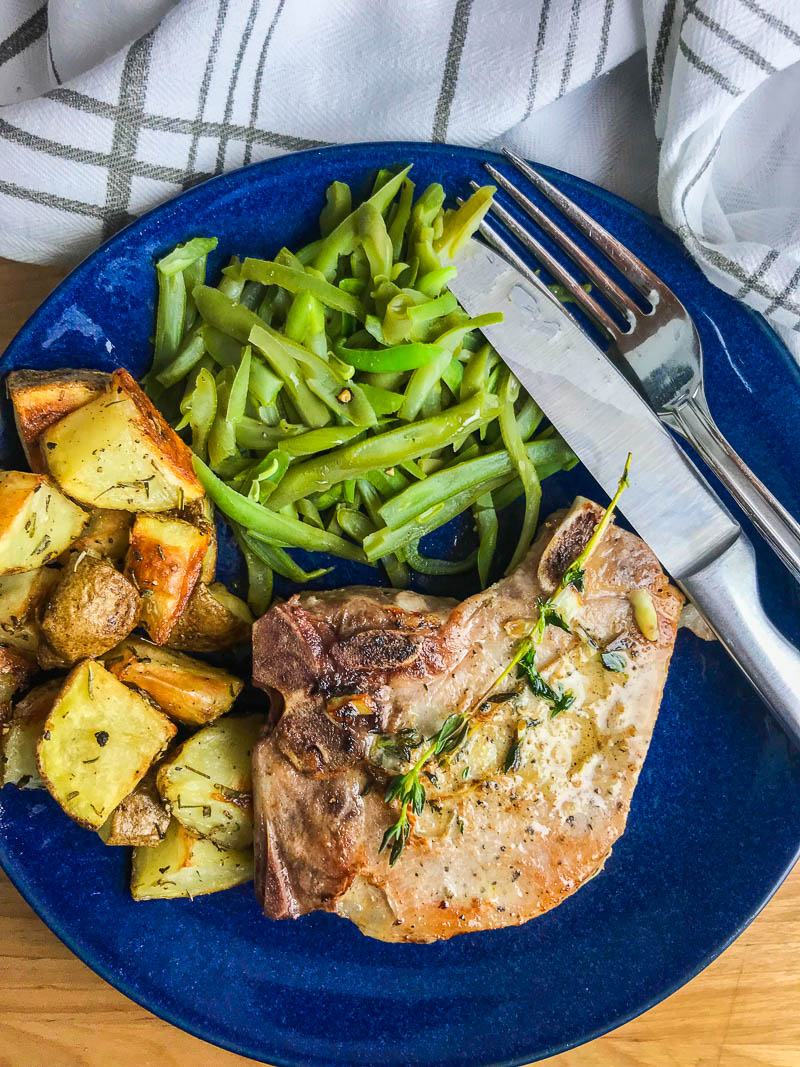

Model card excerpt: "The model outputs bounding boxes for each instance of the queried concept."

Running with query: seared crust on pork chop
[252,500,682,942]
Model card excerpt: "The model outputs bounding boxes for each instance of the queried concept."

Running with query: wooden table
[1,256,799,1067]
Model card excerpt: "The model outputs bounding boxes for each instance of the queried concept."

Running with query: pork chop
[251,498,682,942]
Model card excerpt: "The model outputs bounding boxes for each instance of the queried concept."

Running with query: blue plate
[1,143,799,1067]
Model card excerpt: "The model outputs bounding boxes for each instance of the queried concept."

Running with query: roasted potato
[131,818,254,900]
[6,368,109,472]
[40,368,203,511]
[167,581,252,652]
[0,471,88,574]
[97,769,170,846]
[125,513,209,644]
[179,495,217,583]
[104,637,243,726]
[68,508,132,562]
[0,644,37,721]
[0,679,61,789]
[157,714,262,849]
[36,659,176,828]
[0,566,60,653]
[39,553,139,668]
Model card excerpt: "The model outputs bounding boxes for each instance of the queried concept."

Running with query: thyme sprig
[379,454,632,865]
[379,713,468,865]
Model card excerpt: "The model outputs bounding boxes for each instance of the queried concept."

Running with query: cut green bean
[268,393,499,509]
[473,493,498,587]
[404,541,478,575]
[498,370,541,572]
[156,326,206,388]
[378,437,574,529]
[320,181,352,237]
[194,457,368,562]
[239,259,365,318]
[244,531,332,581]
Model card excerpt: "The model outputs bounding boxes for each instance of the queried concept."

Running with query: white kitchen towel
[0,0,799,358]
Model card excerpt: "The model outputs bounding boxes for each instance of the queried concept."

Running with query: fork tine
[473,182,621,340]
[485,162,639,322]
[500,147,659,298]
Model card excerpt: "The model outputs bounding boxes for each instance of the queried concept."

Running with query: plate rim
[1,139,798,1067]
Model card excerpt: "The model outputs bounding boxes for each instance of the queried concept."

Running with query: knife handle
[681,533,800,745]
[666,390,800,584]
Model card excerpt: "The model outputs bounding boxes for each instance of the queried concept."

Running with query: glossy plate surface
[1,143,799,1067]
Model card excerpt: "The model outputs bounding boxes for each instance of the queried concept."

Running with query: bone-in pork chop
[251,499,682,942]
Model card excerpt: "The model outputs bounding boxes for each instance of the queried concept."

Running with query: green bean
[157,236,218,277]
[243,320,330,428]
[312,165,411,278]
[516,395,544,441]
[358,203,393,282]
[473,493,498,586]
[268,393,499,509]
[194,457,368,562]
[218,257,245,300]
[441,356,464,397]
[333,339,447,374]
[201,324,282,408]
[404,541,478,575]
[387,177,415,259]
[336,504,375,542]
[416,266,457,298]
[378,437,574,529]
[153,270,186,377]
[239,259,364,318]
[207,370,235,470]
[435,185,496,259]
[227,344,251,424]
[296,498,324,529]
[359,383,404,415]
[233,529,273,616]
[320,181,352,237]
[156,326,206,388]
[498,371,541,572]
[234,446,288,503]
[175,367,216,461]
[406,291,458,327]
[311,483,346,509]
[249,323,375,428]
[399,313,502,421]
[234,416,304,450]
[279,425,364,457]
[363,474,510,561]
[244,531,332,581]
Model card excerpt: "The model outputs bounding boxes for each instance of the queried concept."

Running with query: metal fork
[471,148,800,584]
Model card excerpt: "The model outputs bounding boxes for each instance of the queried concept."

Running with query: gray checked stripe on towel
[0,0,799,359]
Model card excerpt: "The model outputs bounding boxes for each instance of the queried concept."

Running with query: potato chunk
[157,714,262,849]
[39,553,139,667]
[0,472,88,574]
[104,637,243,726]
[36,660,176,828]
[0,644,37,721]
[97,769,170,846]
[131,818,253,900]
[125,514,209,644]
[6,368,109,472]
[41,368,203,511]
[68,508,132,562]
[1,679,61,789]
[167,581,252,652]
[0,566,60,654]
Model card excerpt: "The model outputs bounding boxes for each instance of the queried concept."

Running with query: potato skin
[68,509,132,563]
[167,582,252,652]
[40,554,139,667]
[98,769,170,847]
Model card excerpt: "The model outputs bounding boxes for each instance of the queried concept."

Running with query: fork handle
[681,534,800,744]
[667,392,800,584]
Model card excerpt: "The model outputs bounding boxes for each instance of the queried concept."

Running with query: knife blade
[448,239,740,581]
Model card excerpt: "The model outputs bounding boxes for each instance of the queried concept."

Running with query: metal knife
[449,239,800,742]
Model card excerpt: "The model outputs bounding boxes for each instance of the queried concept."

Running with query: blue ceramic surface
[1,143,799,1067]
